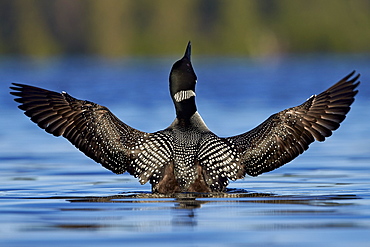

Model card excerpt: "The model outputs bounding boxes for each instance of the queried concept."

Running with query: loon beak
[183,41,191,60]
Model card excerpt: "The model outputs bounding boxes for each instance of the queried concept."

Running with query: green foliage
[0,0,369,56]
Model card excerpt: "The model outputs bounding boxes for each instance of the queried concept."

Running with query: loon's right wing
[10,83,173,182]
[226,71,360,177]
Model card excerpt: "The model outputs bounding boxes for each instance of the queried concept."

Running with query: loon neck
[174,96,197,121]
[171,111,209,131]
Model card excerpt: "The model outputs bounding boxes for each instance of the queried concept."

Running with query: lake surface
[0,54,369,246]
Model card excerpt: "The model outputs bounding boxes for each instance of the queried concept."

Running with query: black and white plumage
[10,42,360,194]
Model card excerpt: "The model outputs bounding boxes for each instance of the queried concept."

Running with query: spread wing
[10,83,173,184]
[226,71,360,177]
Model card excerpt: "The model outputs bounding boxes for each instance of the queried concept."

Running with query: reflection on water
[11,192,362,233]
[3,191,365,246]
[1,55,370,246]
[64,191,360,208]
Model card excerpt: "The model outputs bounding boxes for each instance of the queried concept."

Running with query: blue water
[0,54,370,246]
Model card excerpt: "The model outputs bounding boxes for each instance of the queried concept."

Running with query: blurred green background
[1,0,369,57]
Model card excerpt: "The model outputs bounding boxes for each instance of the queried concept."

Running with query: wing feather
[10,83,172,179]
[226,71,360,177]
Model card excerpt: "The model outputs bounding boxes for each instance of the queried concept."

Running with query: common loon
[10,42,360,194]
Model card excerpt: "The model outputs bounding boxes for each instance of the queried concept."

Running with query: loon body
[10,42,360,194]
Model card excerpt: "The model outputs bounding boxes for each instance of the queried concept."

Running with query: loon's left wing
[10,83,172,180]
[225,71,360,177]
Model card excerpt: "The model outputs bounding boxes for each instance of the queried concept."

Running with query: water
[1,54,370,247]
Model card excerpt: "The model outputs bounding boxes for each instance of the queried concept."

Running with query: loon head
[169,41,197,120]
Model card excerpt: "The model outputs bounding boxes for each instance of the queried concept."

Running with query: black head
[169,42,198,120]
[170,41,197,100]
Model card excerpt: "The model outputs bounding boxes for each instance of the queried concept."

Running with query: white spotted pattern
[132,131,173,185]
[198,133,241,191]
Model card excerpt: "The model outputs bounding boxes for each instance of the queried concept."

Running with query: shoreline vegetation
[1,0,370,57]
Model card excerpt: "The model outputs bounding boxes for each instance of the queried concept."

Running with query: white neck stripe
[174,90,196,102]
